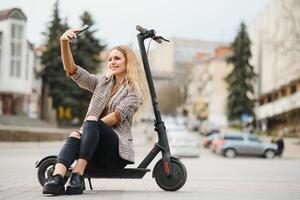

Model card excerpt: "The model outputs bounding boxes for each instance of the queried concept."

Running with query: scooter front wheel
[154,158,187,191]
[37,157,70,186]
[37,157,57,186]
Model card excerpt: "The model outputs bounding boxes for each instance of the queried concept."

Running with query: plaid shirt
[71,66,140,163]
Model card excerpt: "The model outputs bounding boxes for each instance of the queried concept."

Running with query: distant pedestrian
[272,132,285,157]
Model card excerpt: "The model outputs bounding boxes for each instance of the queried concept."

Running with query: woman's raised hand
[60,28,81,42]
[60,28,80,73]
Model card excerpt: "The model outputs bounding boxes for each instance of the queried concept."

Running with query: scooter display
[35,25,187,191]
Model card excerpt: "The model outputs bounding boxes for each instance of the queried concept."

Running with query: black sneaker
[66,172,84,195]
[43,174,65,195]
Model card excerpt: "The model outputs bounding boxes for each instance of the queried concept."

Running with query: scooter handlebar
[136,25,168,44]
[136,25,148,34]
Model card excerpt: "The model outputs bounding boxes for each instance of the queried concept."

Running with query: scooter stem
[137,33,163,124]
[137,31,172,176]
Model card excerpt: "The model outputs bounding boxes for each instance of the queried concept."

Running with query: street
[0,122,300,200]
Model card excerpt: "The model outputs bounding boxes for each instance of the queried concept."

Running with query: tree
[225,23,256,122]
[40,2,105,125]
[40,0,68,122]
[71,11,106,120]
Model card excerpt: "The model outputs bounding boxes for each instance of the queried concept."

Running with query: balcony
[255,91,300,120]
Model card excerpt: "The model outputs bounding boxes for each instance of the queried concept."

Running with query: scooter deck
[83,168,151,179]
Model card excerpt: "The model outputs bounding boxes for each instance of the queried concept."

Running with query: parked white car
[166,124,200,158]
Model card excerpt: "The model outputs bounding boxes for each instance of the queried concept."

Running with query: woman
[43,28,148,195]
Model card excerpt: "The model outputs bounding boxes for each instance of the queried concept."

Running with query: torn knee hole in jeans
[70,131,81,139]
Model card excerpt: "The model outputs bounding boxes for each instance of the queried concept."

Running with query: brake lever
[160,36,170,42]
[153,36,170,43]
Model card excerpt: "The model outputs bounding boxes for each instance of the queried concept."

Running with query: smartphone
[76,24,90,36]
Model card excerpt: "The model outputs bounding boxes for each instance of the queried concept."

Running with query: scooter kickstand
[88,178,93,190]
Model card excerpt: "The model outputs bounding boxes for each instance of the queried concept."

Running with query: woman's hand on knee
[86,116,98,121]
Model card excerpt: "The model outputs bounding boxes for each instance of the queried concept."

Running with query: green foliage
[40,1,105,124]
[225,22,257,121]
[40,1,72,109]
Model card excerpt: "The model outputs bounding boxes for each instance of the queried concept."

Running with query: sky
[1,0,272,48]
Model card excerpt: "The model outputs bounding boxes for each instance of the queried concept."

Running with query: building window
[10,24,23,77]
[291,84,297,94]
[281,88,286,97]
[11,24,23,39]
[273,93,278,101]
[0,32,2,76]
[259,98,264,105]
[11,24,15,39]
[10,10,26,21]
[25,51,29,80]
[267,94,272,103]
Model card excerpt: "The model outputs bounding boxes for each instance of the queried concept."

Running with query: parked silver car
[215,132,278,159]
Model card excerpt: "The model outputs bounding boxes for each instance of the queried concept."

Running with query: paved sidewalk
[0,122,300,200]
[1,141,300,200]
[259,136,300,159]
[283,138,300,159]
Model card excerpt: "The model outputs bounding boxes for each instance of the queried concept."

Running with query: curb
[0,125,72,142]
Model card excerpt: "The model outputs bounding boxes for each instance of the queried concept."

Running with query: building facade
[0,8,41,118]
[186,47,232,127]
[149,38,224,114]
[249,0,300,135]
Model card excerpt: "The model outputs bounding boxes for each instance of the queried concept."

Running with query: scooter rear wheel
[154,158,187,191]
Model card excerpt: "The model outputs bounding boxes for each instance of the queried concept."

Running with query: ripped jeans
[57,120,128,169]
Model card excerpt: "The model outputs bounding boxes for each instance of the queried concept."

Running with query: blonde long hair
[111,45,150,122]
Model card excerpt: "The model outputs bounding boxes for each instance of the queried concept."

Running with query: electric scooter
[35,25,187,191]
